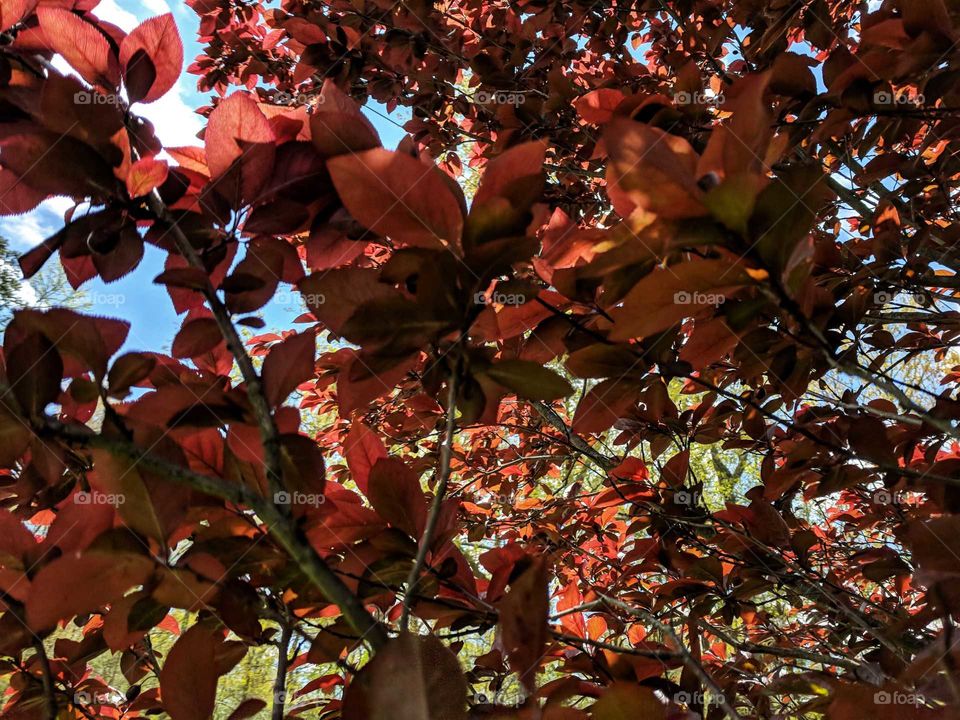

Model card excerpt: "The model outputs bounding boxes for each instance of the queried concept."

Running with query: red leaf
[262,330,316,407]
[498,556,549,691]
[119,13,184,104]
[573,88,626,124]
[661,449,690,487]
[607,259,757,342]
[473,141,546,207]
[0,0,35,32]
[344,420,387,495]
[342,633,467,720]
[26,551,154,631]
[0,513,37,565]
[37,7,118,88]
[160,624,221,720]
[90,449,166,542]
[328,149,464,250]
[307,500,386,550]
[172,317,223,359]
[227,699,268,720]
[205,92,275,204]
[367,457,427,537]
[604,118,707,219]
[310,79,381,157]
[126,157,168,198]
[298,267,399,336]
[572,379,639,434]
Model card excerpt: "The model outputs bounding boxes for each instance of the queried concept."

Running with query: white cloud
[0,198,71,251]
[142,0,172,15]
[139,85,204,149]
[93,0,139,31]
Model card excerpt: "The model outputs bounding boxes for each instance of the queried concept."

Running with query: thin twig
[401,369,460,630]
[599,594,741,719]
[32,638,57,720]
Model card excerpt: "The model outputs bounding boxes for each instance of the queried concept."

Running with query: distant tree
[0,235,84,325]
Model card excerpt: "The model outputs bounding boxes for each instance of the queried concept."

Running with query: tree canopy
[0,0,959,719]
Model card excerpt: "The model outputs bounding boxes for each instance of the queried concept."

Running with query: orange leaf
[26,551,154,631]
[604,118,706,219]
[126,157,169,198]
[328,149,464,250]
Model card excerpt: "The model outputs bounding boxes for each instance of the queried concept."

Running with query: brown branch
[44,419,389,650]
[599,594,741,719]
[31,639,57,720]
[401,369,460,630]
[272,620,293,720]
[530,400,617,471]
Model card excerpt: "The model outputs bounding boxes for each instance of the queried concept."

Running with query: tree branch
[401,370,459,630]
[272,620,293,720]
[599,595,741,719]
[31,638,56,720]
[44,419,389,649]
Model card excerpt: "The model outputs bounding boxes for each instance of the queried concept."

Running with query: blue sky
[0,1,406,354]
